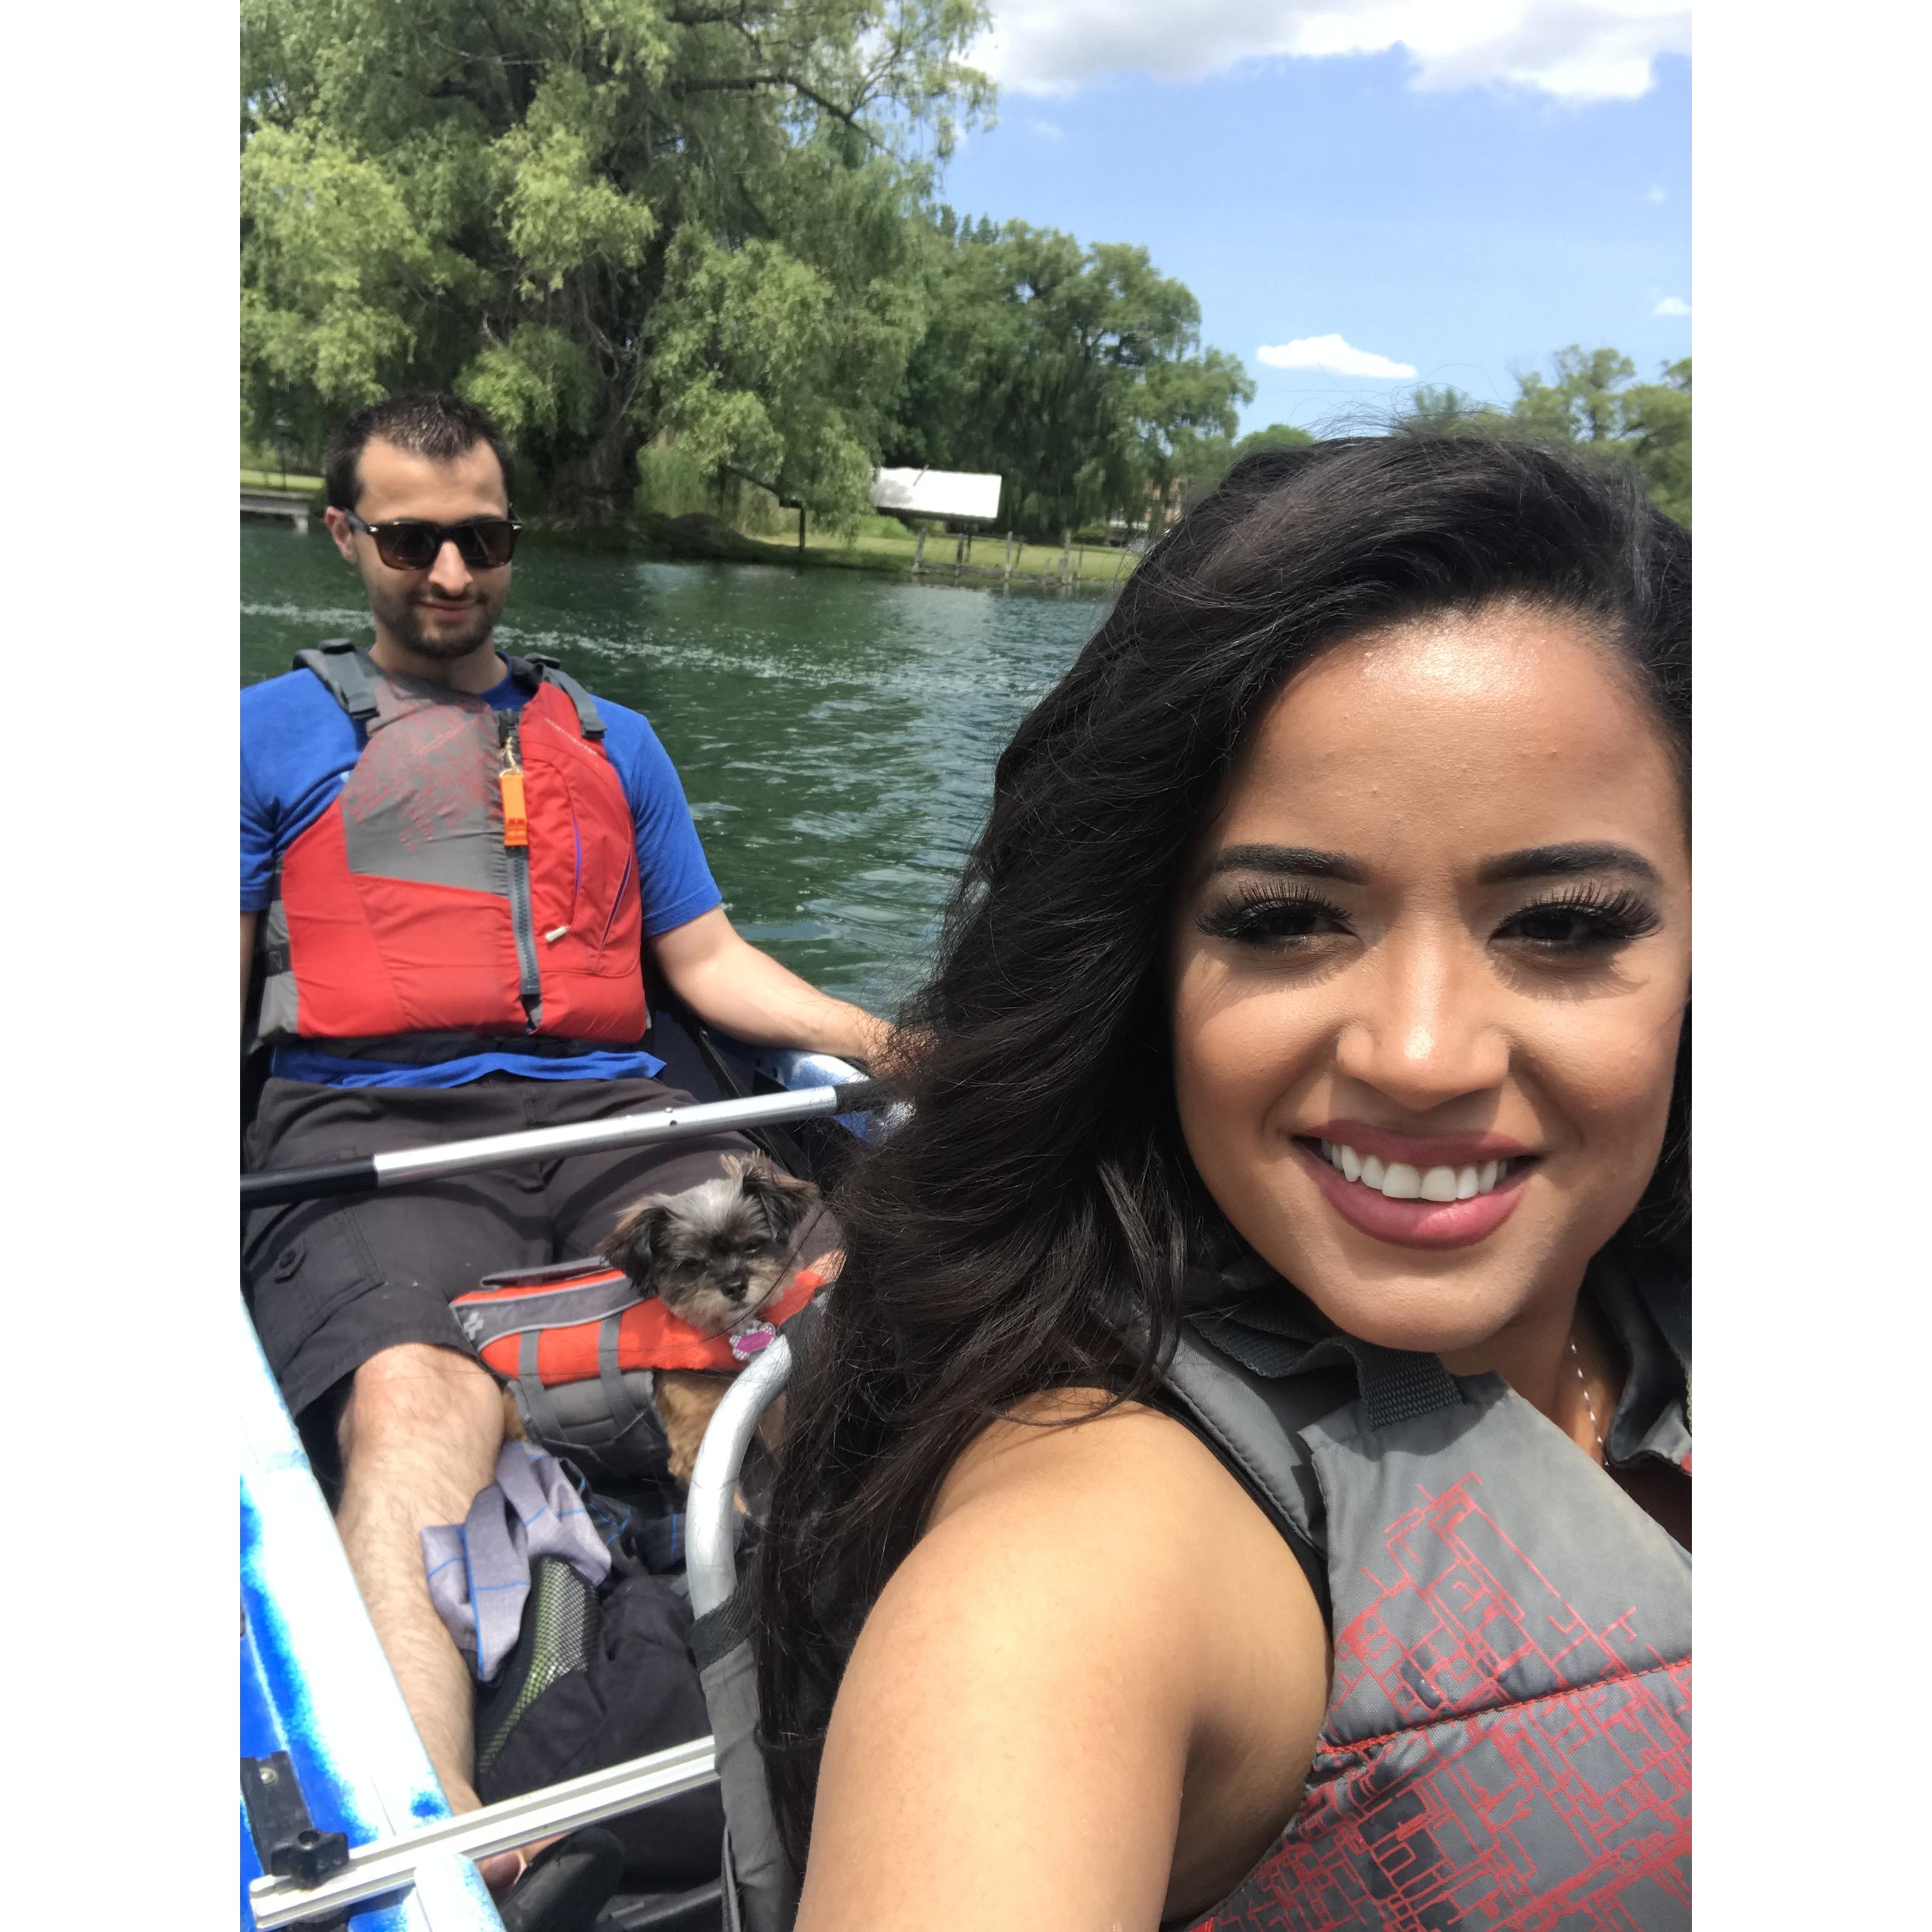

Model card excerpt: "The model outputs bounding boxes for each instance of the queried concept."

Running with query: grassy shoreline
[240,472,1131,593]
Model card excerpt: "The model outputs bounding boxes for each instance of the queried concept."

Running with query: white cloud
[1652,294,1690,317]
[1258,333,1417,379]
[975,2,1690,103]
[1647,183,1669,202]
[1028,117,1065,139]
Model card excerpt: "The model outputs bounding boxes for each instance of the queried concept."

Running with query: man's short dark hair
[324,391,517,512]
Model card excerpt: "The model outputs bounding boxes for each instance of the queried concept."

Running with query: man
[241,391,890,1834]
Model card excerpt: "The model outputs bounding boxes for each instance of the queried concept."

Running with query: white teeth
[1316,1141,1516,1202]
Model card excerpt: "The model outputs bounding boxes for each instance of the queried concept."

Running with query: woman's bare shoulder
[930,1386,1243,1530]
[795,1391,1330,1930]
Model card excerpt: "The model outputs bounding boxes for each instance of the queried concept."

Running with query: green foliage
[1396,348,1692,526]
[634,441,714,519]
[886,213,1253,539]
[1163,419,1314,514]
[241,0,992,521]
[1618,357,1692,527]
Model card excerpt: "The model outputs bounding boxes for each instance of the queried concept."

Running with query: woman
[757,435,1691,1929]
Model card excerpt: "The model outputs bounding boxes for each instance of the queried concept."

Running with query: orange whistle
[499,768,529,847]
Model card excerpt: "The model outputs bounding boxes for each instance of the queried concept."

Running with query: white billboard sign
[870,467,1004,523]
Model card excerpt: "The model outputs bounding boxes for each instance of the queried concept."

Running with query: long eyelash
[1195,883,1350,942]
[1508,885,1663,943]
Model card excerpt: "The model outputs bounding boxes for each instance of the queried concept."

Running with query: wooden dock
[242,486,315,535]
[908,529,1130,591]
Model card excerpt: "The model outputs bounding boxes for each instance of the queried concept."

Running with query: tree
[1619,357,1691,527]
[241,0,991,524]
[1395,348,1692,526]
[1161,419,1314,519]
[886,216,1252,538]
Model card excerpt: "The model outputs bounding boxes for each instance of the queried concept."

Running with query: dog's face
[602,1154,819,1337]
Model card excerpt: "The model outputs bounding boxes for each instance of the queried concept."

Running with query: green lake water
[242,524,1108,1013]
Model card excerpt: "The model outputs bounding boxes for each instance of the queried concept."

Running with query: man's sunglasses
[342,511,521,571]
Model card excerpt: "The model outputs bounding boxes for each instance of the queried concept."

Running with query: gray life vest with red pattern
[1164,1239,1691,1932]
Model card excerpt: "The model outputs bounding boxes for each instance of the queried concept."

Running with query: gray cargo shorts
[242,1072,757,1432]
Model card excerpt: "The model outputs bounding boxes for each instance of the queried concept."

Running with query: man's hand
[648,907,900,1069]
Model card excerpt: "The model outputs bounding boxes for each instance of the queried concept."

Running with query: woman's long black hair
[756,434,1690,1863]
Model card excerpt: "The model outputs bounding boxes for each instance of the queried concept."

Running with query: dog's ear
[737,1155,820,1245]
[603,1198,674,1289]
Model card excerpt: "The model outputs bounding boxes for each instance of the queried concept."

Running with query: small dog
[600,1153,830,1487]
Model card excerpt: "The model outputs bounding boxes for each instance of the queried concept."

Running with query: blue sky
[936,4,1691,434]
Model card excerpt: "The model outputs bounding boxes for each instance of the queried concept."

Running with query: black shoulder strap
[292,639,379,723]
[524,652,606,740]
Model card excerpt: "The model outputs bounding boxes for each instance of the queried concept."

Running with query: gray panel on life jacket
[1301,1375,1692,1747]
[696,1599,799,1932]
[1592,1235,1692,1467]
[338,675,512,896]
[1162,1321,1357,1555]
[255,893,301,1040]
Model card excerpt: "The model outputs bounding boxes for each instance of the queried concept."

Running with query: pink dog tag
[728,1319,777,1364]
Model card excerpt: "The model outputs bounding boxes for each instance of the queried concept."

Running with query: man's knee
[338,1343,502,1470]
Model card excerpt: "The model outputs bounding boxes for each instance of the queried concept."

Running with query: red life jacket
[253,643,648,1051]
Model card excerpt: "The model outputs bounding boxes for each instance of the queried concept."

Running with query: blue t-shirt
[242,658,722,1087]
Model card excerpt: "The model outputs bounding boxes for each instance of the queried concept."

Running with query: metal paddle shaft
[240,1077,889,1209]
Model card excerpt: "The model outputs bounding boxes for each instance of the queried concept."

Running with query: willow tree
[241,0,990,522]
[886,216,1252,539]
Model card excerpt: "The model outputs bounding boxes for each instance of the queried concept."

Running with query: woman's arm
[794,1398,1330,1931]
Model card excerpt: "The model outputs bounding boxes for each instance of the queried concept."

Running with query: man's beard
[373,582,502,659]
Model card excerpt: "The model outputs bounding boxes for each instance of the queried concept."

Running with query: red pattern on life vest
[1200,1478,1690,1930]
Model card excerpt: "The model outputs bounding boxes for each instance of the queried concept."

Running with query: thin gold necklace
[1568,1336,1605,1460]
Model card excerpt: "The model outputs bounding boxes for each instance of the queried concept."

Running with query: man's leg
[334,1341,504,1810]
[245,1077,549,1829]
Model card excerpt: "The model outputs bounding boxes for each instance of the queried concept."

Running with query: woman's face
[1169,603,1689,1360]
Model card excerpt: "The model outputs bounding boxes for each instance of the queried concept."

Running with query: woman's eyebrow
[1477,842,1662,887]
[1202,844,1370,884]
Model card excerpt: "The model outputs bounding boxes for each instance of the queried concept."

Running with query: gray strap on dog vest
[516,1331,569,1448]
[597,1311,648,1442]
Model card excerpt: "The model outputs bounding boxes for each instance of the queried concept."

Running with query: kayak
[240,1003,879,1931]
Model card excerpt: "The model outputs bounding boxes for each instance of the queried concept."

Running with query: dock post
[913,528,926,574]
[1002,532,1014,581]
[797,504,806,556]
[1060,532,1072,587]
